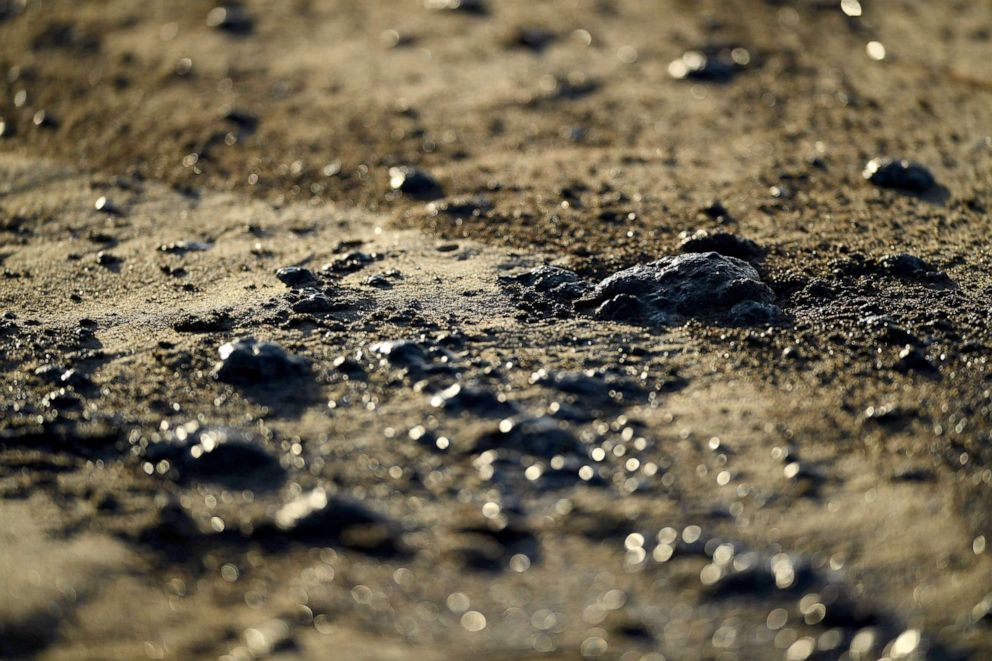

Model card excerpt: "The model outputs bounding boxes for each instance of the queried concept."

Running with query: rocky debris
[508,265,591,303]
[275,266,318,287]
[389,166,443,199]
[158,240,212,254]
[265,488,402,555]
[213,337,310,385]
[677,230,763,261]
[880,253,946,281]
[424,0,487,15]
[93,196,119,215]
[501,265,592,319]
[172,309,232,333]
[863,158,936,193]
[426,195,493,218]
[474,416,582,458]
[288,288,337,314]
[453,511,538,571]
[700,200,734,222]
[323,251,377,274]
[507,26,556,52]
[207,5,253,34]
[95,251,121,267]
[894,345,937,374]
[430,382,516,416]
[140,423,285,490]
[532,369,644,407]
[370,339,455,378]
[668,46,750,82]
[577,252,779,325]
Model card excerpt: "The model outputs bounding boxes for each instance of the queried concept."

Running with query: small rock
[324,251,376,274]
[207,5,253,34]
[577,252,778,325]
[425,0,487,14]
[159,240,212,254]
[268,488,402,555]
[426,195,493,218]
[173,310,232,333]
[475,416,582,458]
[430,383,515,417]
[275,266,318,287]
[863,158,936,193]
[894,345,937,374]
[141,423,285,490]
[508,27,556,52]
[94,196,120,215]
[389,166,443,199]
[290,289,336,314]
[668,47,749,82]
[95,251,121,267]
[213,337,310,385]
[677,230,762,260]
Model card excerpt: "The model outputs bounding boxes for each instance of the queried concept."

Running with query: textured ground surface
[1,1,992,659]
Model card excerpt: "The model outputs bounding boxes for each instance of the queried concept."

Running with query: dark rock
[426,195,493,218]
[863,158,936,193]
[389,166,443,199]
[266,488,402,555]
[430,383,515,417]
[290,289,337,314]
[425,0,487,14]
[508,265,591,302]
[508,27,556,52]
[213,337,310,385]
[880,253,945,280]
[158,240,212,254]
[173,310,232,333]
[475,416,582,458]
[678,230,762,260]
[577,252,778,325]
[95,251,121,267]
[701,200,733,221]
[141,424,285,490]
[370,339,454,377]
[324,251,377,274]
[93,196,120,215]
[276,266,318,287]
[668,47,750,82]
[894,345,937,374]
[207,6,253,34]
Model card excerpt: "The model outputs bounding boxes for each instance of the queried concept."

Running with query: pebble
[668,47,749,82]
[141,424,285,489]
[475,416,581,458]
[275,266,318,287]
[862,158,936,193]
[213,337,310,385]
[426,195,493,218]
[424,0,487,14]
[509,265,591,302]
[879,253,945,280]
[93,196,119,214]
[430,383,516,417]
[173,310,232,333]
[95,251,122,267]
[268,487,402,555]
[324,251,376,274]
[389,166,443,199]
[577,252,779,325]
[677,230,762,260]
[158,240,212,254]
[290,289,337,314]
[207,6,253,34]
